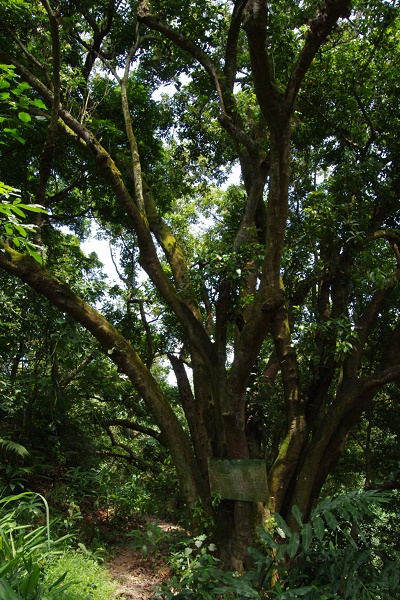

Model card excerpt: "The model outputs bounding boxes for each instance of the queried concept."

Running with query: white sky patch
[223,161,242,189]
[151,73,191,101]
[152,82,176,101]
[80,233,120,284]
[58,224,120,284]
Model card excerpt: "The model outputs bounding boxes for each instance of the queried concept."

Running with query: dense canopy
[1,0,400,569]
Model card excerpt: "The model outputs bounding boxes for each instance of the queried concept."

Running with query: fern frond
[0,438,29,458]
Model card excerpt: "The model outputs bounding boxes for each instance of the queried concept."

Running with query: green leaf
[24,243,43,264]
[312,515,325,541]
[18,111,31,123]
[248,546,270,566]
[301,522,312,552]
[0,438,28,457]
[48,571,67,592]
[274,512,292,538]
[324,510,338,531]
[9,205,25,218]
[17,203,46,213]
[19,563,41,596]
[342,528,358,549]
[389,567,400,590]
[287,532,300,558]
[12,81,31,96]
[15,225,28,237]
[281,586,315,598]
[3,128,25,144]
[0,579,20,600]
[291,505,303,527]
[33,98,47,109]
[257,527,278,549]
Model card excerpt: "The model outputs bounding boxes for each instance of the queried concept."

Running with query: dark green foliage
[0,493,71,599]
[158,491,400,599]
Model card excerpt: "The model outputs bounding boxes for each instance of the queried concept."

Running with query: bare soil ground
[106,519,180,599]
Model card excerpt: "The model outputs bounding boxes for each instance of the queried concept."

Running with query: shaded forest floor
[106,519,180,599]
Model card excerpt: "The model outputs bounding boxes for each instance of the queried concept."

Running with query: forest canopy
[0,0,400,570]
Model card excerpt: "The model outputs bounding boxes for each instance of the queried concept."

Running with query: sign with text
[208,458,268,502]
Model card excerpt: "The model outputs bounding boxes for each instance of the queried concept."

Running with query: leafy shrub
[127,522,171,570]
[249,490,400,599]
[155,532,260,599]
[157,490,400,599]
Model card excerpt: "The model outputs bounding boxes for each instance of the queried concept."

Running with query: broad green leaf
[312,515,325,541]
[274,512,292,538]
[18,111,31,123]
[33,98,47,109]
[324,510,338,531]
[24,244,43,264]
[342,529,358,549]
[3,128,25,144]
[12,81,31,95]
[248,545,269,566]
[0,579,20,600]
[389,568,400,590]
[287,532,300,558]
[17,202,46,213]
[291,505,303,527]
[301,522,312,552]
[19,563,41,596]
[15,224,27,237]
[257,527,278,549]
[9,205,25,218]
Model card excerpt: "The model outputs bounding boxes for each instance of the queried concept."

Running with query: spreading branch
[102,418,164,445]
[137,0,225,111]
[285,0,351,114]
[59,352,96,389]
[137,0,256,154]
[103,425,157,472]
[0,49,216,368]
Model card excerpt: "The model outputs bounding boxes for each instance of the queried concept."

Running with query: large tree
[1,0,400,568]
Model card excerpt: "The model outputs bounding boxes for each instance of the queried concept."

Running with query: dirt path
[107,519,179,599]
[107,546,170,599]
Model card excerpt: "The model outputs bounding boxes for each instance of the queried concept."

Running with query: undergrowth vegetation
[0,492,117,600]
[0,466,400,599]
[156,490,400,599]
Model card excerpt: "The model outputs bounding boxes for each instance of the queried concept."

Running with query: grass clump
[44,551,118,600]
